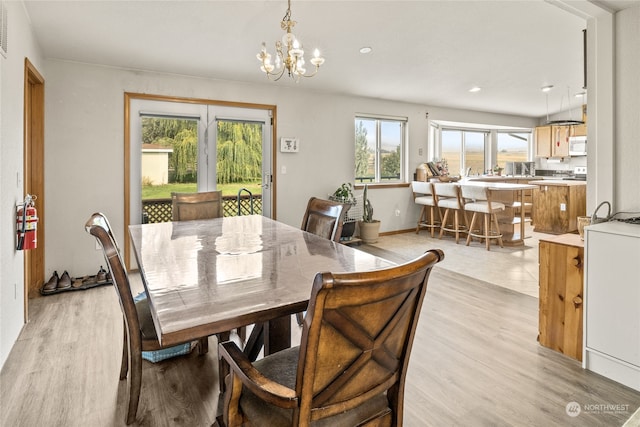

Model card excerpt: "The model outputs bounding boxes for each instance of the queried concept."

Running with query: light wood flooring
[1,227,640,426]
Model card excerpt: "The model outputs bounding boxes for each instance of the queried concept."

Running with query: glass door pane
[216,120,264,215]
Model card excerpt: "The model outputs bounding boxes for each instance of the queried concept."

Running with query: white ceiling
[21,1,632,118]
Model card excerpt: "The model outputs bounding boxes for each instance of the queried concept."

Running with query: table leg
[264,315,291,355]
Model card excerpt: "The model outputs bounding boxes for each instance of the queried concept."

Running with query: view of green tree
[381,146,400,178]
[217,121,262,184]
[355,120,370,178]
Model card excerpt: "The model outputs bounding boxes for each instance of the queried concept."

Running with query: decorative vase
[359,220,381,244]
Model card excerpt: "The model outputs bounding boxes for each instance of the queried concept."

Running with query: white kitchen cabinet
[584,221,640,391]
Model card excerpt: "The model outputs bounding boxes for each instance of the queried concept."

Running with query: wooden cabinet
[539,234,584,361]
[570,123,587,137]
[534,125,570,158]
[531,181,586,234]
[534,126,552,157]
[584,222,640,391]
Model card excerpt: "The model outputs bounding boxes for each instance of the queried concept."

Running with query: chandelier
[256,0,325,81]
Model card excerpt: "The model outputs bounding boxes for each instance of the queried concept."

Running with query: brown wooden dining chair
[171,190,223,221]
[216,248,444,427]
[85,212,210,425]
[300,197,348,243]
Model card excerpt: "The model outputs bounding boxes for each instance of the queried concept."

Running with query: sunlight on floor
[361,223,541,298]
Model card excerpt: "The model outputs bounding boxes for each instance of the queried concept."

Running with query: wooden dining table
[128,215,395,358]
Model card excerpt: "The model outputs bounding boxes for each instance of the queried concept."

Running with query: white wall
[615,6,640,212]
[0,2,43,367]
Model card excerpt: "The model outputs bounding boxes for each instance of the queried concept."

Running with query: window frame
[354,114,408,186]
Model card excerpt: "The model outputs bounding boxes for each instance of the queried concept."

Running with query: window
[496,132,531,168]
[441,129,487,176]
[355,116,406,184]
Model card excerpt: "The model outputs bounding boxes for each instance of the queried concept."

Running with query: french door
[126,95,274,267]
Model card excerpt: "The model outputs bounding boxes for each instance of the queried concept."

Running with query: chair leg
[120,319,128,380]
[197,337,209,355]
[493,213,504,248]
[484,213,491,250]
[439,209,450,239]
[126,345,143,425]
[416,206,426,234]
[466,212,478,246]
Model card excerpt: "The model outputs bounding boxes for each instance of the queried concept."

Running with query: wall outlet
[560,203,567,211]
[418,148,423,156]
[395,209,400,217]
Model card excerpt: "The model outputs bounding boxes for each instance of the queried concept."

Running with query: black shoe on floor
[42,271,59,294]
[57,271,72,290]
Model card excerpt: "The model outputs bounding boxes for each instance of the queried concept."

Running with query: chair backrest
[85,213,142,352]
[300,197,347,243]
[460,184,489,202]
[295,249,444,424]
[411,181,434,198]
[171,191,223,221]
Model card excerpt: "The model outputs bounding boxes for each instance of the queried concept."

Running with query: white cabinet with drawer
[584,221,640,391]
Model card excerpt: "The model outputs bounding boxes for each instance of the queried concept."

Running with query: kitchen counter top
[529,180,587,186]
[539,233,584,248]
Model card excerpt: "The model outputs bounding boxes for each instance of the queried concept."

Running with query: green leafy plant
[362,184,375,223]
[332,183,356,204]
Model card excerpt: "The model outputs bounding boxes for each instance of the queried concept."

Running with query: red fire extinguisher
[16,194,38,251]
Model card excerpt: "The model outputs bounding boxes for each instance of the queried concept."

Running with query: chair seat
[239,347,391,427]
[436,198,459,209]
[414,195,436,206]
[464,201,505,213]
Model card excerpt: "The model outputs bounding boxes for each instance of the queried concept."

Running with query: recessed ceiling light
[541,85,554,92]
[359,47,372,54]
[469,86,481,93]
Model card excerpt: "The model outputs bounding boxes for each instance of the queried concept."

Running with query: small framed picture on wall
[280,137,299,153]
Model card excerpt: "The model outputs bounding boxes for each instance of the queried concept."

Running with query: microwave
[569,136,587,156]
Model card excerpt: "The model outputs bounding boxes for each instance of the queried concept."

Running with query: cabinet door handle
[573,296,583,308]
[571,256,582,267]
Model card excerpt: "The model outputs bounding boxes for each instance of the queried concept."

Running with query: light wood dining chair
[460,184,506,250]
[411,180,441,237]
[433,182,468,243]
[85,212,210,425]
[171,190,223,221]
[216,249,444,427]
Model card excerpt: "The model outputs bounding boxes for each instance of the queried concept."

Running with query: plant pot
[341,220,356,241]
[359,220,381,244]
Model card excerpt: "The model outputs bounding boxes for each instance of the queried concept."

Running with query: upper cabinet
[535,125,570,158]
[571,123,587,137]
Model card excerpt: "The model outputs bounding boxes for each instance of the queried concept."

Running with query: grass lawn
[142,182,262,200]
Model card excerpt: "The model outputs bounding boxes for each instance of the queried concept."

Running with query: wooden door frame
[123,93,277,270]
[24,58,45,310]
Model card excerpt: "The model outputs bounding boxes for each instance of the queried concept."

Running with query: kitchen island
[529,180,586,234]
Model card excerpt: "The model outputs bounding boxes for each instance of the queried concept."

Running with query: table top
[129,215,395,346]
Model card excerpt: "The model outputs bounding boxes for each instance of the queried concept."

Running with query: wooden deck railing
[141,194,262,223]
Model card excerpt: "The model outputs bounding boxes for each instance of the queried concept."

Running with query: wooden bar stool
[461,184,505,251]
[433,182,467,243]
[411,181,440,237]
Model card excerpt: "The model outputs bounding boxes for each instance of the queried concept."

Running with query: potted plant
[358,184,381,244]
[493,164,504,176]
[329,183,357,241]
